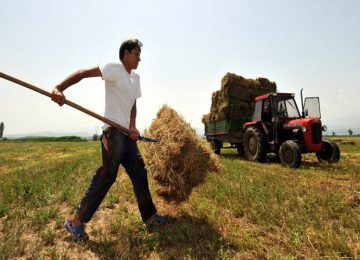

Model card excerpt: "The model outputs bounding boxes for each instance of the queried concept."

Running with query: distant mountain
[6,131,94,139]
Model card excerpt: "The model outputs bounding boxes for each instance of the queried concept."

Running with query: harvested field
[0,136,359,258]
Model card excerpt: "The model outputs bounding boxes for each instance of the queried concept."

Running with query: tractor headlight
[322,125,327,132]
[302,126,307,133]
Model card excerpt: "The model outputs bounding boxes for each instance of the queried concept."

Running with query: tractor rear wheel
[279,140,302,168]
[316,139,340,163]
[243,126,267,162]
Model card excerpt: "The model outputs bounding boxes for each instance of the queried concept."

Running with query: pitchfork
[0,72,159,143]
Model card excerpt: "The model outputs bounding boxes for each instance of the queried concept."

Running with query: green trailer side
[204,117,248,144]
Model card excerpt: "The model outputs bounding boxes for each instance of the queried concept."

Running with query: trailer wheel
[243,126,267,162]
[316,139,340,163]
[279,140,301,168]
[211,139,222,155]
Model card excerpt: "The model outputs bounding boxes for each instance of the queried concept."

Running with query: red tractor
[205,89,340,168]
[243,90,340,167]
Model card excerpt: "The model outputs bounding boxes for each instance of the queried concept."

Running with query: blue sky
[1,0,360,136]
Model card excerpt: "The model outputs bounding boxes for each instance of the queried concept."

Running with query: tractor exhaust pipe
[300,88,305,117]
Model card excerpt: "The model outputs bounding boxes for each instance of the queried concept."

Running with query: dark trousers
[76,127,157,223]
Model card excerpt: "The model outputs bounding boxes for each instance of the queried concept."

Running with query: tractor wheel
[279,140,302,168]
[316,139,340,163]
[243,126,267,162]
[211,139,222,155]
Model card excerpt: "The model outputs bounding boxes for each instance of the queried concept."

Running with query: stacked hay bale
[143,105,221,203]
[202,73,277,123]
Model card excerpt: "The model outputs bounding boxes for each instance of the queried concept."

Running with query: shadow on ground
[71,213,236,259]
[219,152,335,170]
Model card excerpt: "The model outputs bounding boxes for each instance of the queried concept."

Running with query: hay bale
[143,105,221,203]
[203,73,277,123]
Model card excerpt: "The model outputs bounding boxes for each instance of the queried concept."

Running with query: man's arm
[129,101,140,141]
[52,66,102,106]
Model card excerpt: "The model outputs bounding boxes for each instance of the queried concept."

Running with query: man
[52,39,168,241]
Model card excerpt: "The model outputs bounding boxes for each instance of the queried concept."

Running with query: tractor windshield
[275,97,301,118]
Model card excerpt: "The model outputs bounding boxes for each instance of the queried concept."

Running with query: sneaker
[64,220,89,241]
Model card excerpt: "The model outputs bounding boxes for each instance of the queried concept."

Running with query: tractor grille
[311,123,322,144]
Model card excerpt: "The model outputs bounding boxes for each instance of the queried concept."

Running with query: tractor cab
[248,93,303,144]
[247,92,323,147]
[251,91,322,122]
[251,92,301,121]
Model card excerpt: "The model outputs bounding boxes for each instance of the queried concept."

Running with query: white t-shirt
[99,62,142,130]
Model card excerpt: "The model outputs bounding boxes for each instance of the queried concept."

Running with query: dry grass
[202,72,277,123]
[144,105,221,203]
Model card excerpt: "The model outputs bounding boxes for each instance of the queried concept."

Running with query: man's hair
[119,39,143,61]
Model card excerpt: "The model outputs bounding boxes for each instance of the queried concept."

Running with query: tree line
[331,129,357,136]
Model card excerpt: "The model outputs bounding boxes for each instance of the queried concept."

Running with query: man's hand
[129,126,140,142]
[51,86,66,106]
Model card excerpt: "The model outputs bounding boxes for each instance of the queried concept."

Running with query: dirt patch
[308,174,360,209]
[0,165,9,174]
[13,201,136,259]
[310,175,357,191]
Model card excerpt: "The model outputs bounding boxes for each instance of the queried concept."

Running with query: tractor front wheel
[279,140,302,168]
[316,139,340,163]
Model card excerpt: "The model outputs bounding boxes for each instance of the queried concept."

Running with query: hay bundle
[202,73,277,123]
[143,105,221,203]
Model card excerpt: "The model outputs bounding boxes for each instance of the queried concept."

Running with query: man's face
[124,48,141,70]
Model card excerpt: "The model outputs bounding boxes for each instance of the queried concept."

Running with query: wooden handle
[0,71,131,135]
